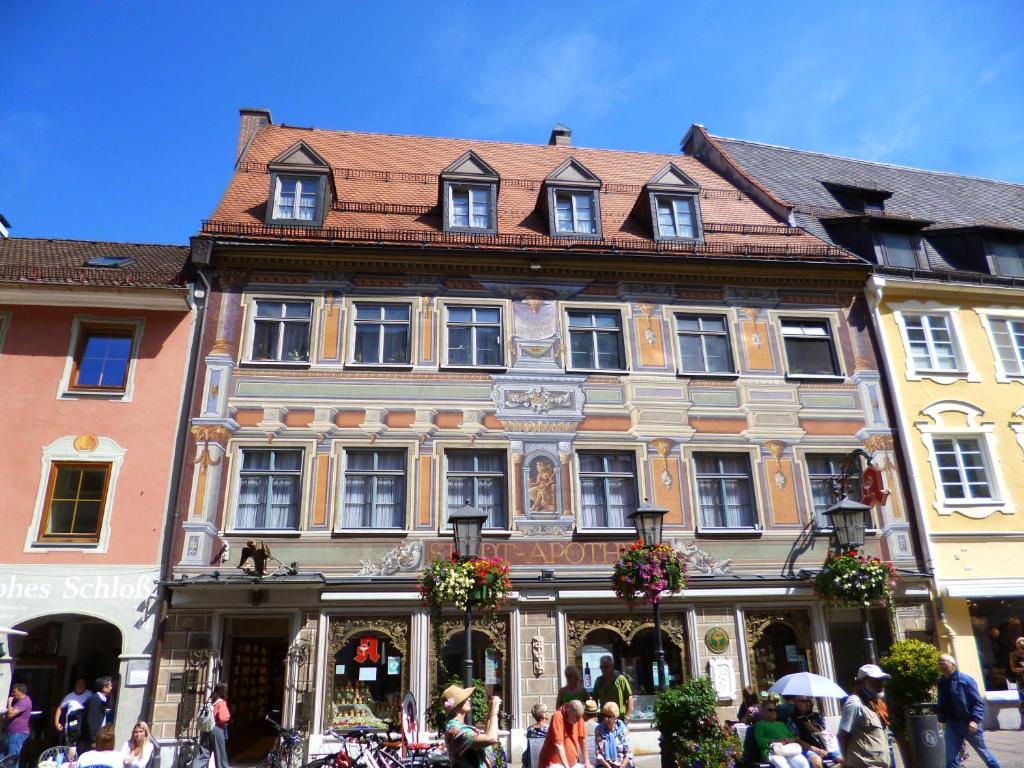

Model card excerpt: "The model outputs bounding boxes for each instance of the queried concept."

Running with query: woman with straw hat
[441,684,502,768]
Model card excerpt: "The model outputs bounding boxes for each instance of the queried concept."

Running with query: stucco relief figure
[528,458,557,513]
[531,635,545,677]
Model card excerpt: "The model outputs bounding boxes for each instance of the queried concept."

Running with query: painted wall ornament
[704,626,730,654]
[676,542,734,575]
[531,635,545,677]
[528,457,558,513]
[505,386,573,413]
[356,541,424,576]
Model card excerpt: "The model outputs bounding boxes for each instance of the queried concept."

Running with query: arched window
[326,620,408,729]
[745,611,814,692]
[442,630,506,696]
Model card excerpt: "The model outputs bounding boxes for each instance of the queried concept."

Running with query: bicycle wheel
[37,746,75,768]
[302,757,337,768]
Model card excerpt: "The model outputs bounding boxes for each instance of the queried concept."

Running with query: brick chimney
[236,107,272,162]
[549,123,571,146]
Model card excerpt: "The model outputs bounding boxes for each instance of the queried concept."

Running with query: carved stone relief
[356,541,423,576]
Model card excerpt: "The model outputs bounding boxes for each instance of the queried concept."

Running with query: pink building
[0,236,193,752]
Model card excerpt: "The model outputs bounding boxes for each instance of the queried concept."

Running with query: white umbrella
[768,672,848,699]
[0,626,27,636]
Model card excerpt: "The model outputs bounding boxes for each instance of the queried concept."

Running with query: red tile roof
[204,124,858,263]
[0,238,188,289]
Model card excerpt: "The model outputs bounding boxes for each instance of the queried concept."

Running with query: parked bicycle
[172,736,201,768]
[258,710,304,768]
[306,725,447,768]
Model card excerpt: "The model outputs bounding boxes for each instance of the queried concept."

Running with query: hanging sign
[860,466,889,508]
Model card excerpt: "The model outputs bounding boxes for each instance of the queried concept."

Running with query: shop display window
[969,598,1024,691]
[441,630,507,697]
[573,626,686,721]
[745,612,815,692]
[327,626,407,729]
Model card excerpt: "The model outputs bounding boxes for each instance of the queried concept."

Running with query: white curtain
[236,476,266,528]
[581,478,604,527]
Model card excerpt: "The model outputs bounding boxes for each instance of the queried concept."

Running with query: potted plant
[880,639,942,768]
[612,541,686,606]
[654,675,740,768]
[813,549,896,614]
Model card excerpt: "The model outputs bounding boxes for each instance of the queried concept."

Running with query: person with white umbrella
[768,672,847,768]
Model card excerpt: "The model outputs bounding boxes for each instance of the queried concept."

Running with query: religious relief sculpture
[528,458,558,513]
[531,635,545,677]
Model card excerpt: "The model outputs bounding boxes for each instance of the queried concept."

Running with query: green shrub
[880,639,940,738]
[654,676,740,768]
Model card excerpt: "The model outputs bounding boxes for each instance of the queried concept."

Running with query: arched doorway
[7,614,122,761]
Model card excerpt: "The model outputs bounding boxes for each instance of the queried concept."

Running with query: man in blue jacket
[936,654,1000,768]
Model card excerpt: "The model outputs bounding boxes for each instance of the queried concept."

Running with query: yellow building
[689,126,1024,726]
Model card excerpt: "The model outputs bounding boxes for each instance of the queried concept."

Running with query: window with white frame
[903,313,960,371]
[694,454,757,529]
[446,306,503,367]
[780,318,840,376]
[676,314,733,374]
[989,318,1024,375]
[449,186,492,230]
[878,231,922,268]
[446,450,506,529]
[352,304,411,365]
[554,191,598,235]
[341,450,405,529]
[932,438,995,501]
[251,300,312,362]
[236,449,303,530]
[655,196,698,239]
[989,241,1024,277]
[273,176,320,221]
[806,454,864,528]
[567,310,625,370]
[578,452,637,528]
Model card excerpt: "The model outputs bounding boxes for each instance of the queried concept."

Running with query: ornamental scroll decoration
[430,614,510,690]
[764,440,787,491]
[744,610,815,684]
[505,386,573,414]
[650,439,674,490]
[191,425,231,477]
[566,614,688,663]
[327,617,410,657]
[356,541,423,576]
[674,542,734,575]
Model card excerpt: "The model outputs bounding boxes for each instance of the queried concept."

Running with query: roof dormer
[265,140,332,228]
[543,158,602,239]
[439,151,500,235]
[644,163,704,243]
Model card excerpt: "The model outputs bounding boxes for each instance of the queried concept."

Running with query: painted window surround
[670,308,740,377]
[916,400,1013,519]
[239,293,321,367]
[680,445,764,534]
[765,308,847,381]
[222,438,318,534]
[56,315,145,402]
[24,435,126,553]
[976,307,1024,384]
[333,440,418,533]
[573,445,646,534]
[437,298,509,371]
[891,300,980,384]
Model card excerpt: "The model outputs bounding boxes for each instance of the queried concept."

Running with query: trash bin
[908,711,944,768]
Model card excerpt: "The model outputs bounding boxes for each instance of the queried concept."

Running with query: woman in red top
[196,682,231,768]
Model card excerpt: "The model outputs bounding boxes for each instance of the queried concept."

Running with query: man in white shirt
[54,678,93,739]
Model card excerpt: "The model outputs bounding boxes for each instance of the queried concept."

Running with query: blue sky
[2,1,1022,245]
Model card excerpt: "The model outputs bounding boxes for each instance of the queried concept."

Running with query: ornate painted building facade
[692,126,1024,727]
[151,112,930,759]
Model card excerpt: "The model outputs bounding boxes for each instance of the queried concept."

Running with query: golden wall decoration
[566,614,688,662]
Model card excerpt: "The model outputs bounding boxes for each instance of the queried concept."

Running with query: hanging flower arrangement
[419,554,512,614]
[612,541,686,606]
[814,549,897,609]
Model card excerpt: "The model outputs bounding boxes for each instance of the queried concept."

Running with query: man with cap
[539,699,593,768]
[937,654,1001,768]
[837,664,890,768]
[441,684,501,768]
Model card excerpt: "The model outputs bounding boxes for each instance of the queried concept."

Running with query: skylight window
[86,255,135,268]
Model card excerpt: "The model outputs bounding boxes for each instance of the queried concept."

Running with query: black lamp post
[823,495,877,663]
[449,502,488,725]
[628,501,671,768]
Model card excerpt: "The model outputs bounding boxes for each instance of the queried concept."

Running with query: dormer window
[273,177,319,221]
[544,158,602,239]
[988,240,1024,277]
[645,163,703,243]
[440,151,499,235]
[878,231,924,268]
[265,140,331,228]
[554,191,597,234]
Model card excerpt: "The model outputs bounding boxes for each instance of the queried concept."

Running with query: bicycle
[307,725,447,768]
[35,746,76,768]
[172,736,202,768]
[257,711,305,768]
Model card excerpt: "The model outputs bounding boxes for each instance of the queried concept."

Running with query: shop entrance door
[224,618,289,762]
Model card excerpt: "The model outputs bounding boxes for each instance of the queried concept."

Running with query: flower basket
[419,555,511,614]
[612,541,686,606]
[814,549,896,609]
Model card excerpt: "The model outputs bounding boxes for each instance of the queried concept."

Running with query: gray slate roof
[708,135,1024,274]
